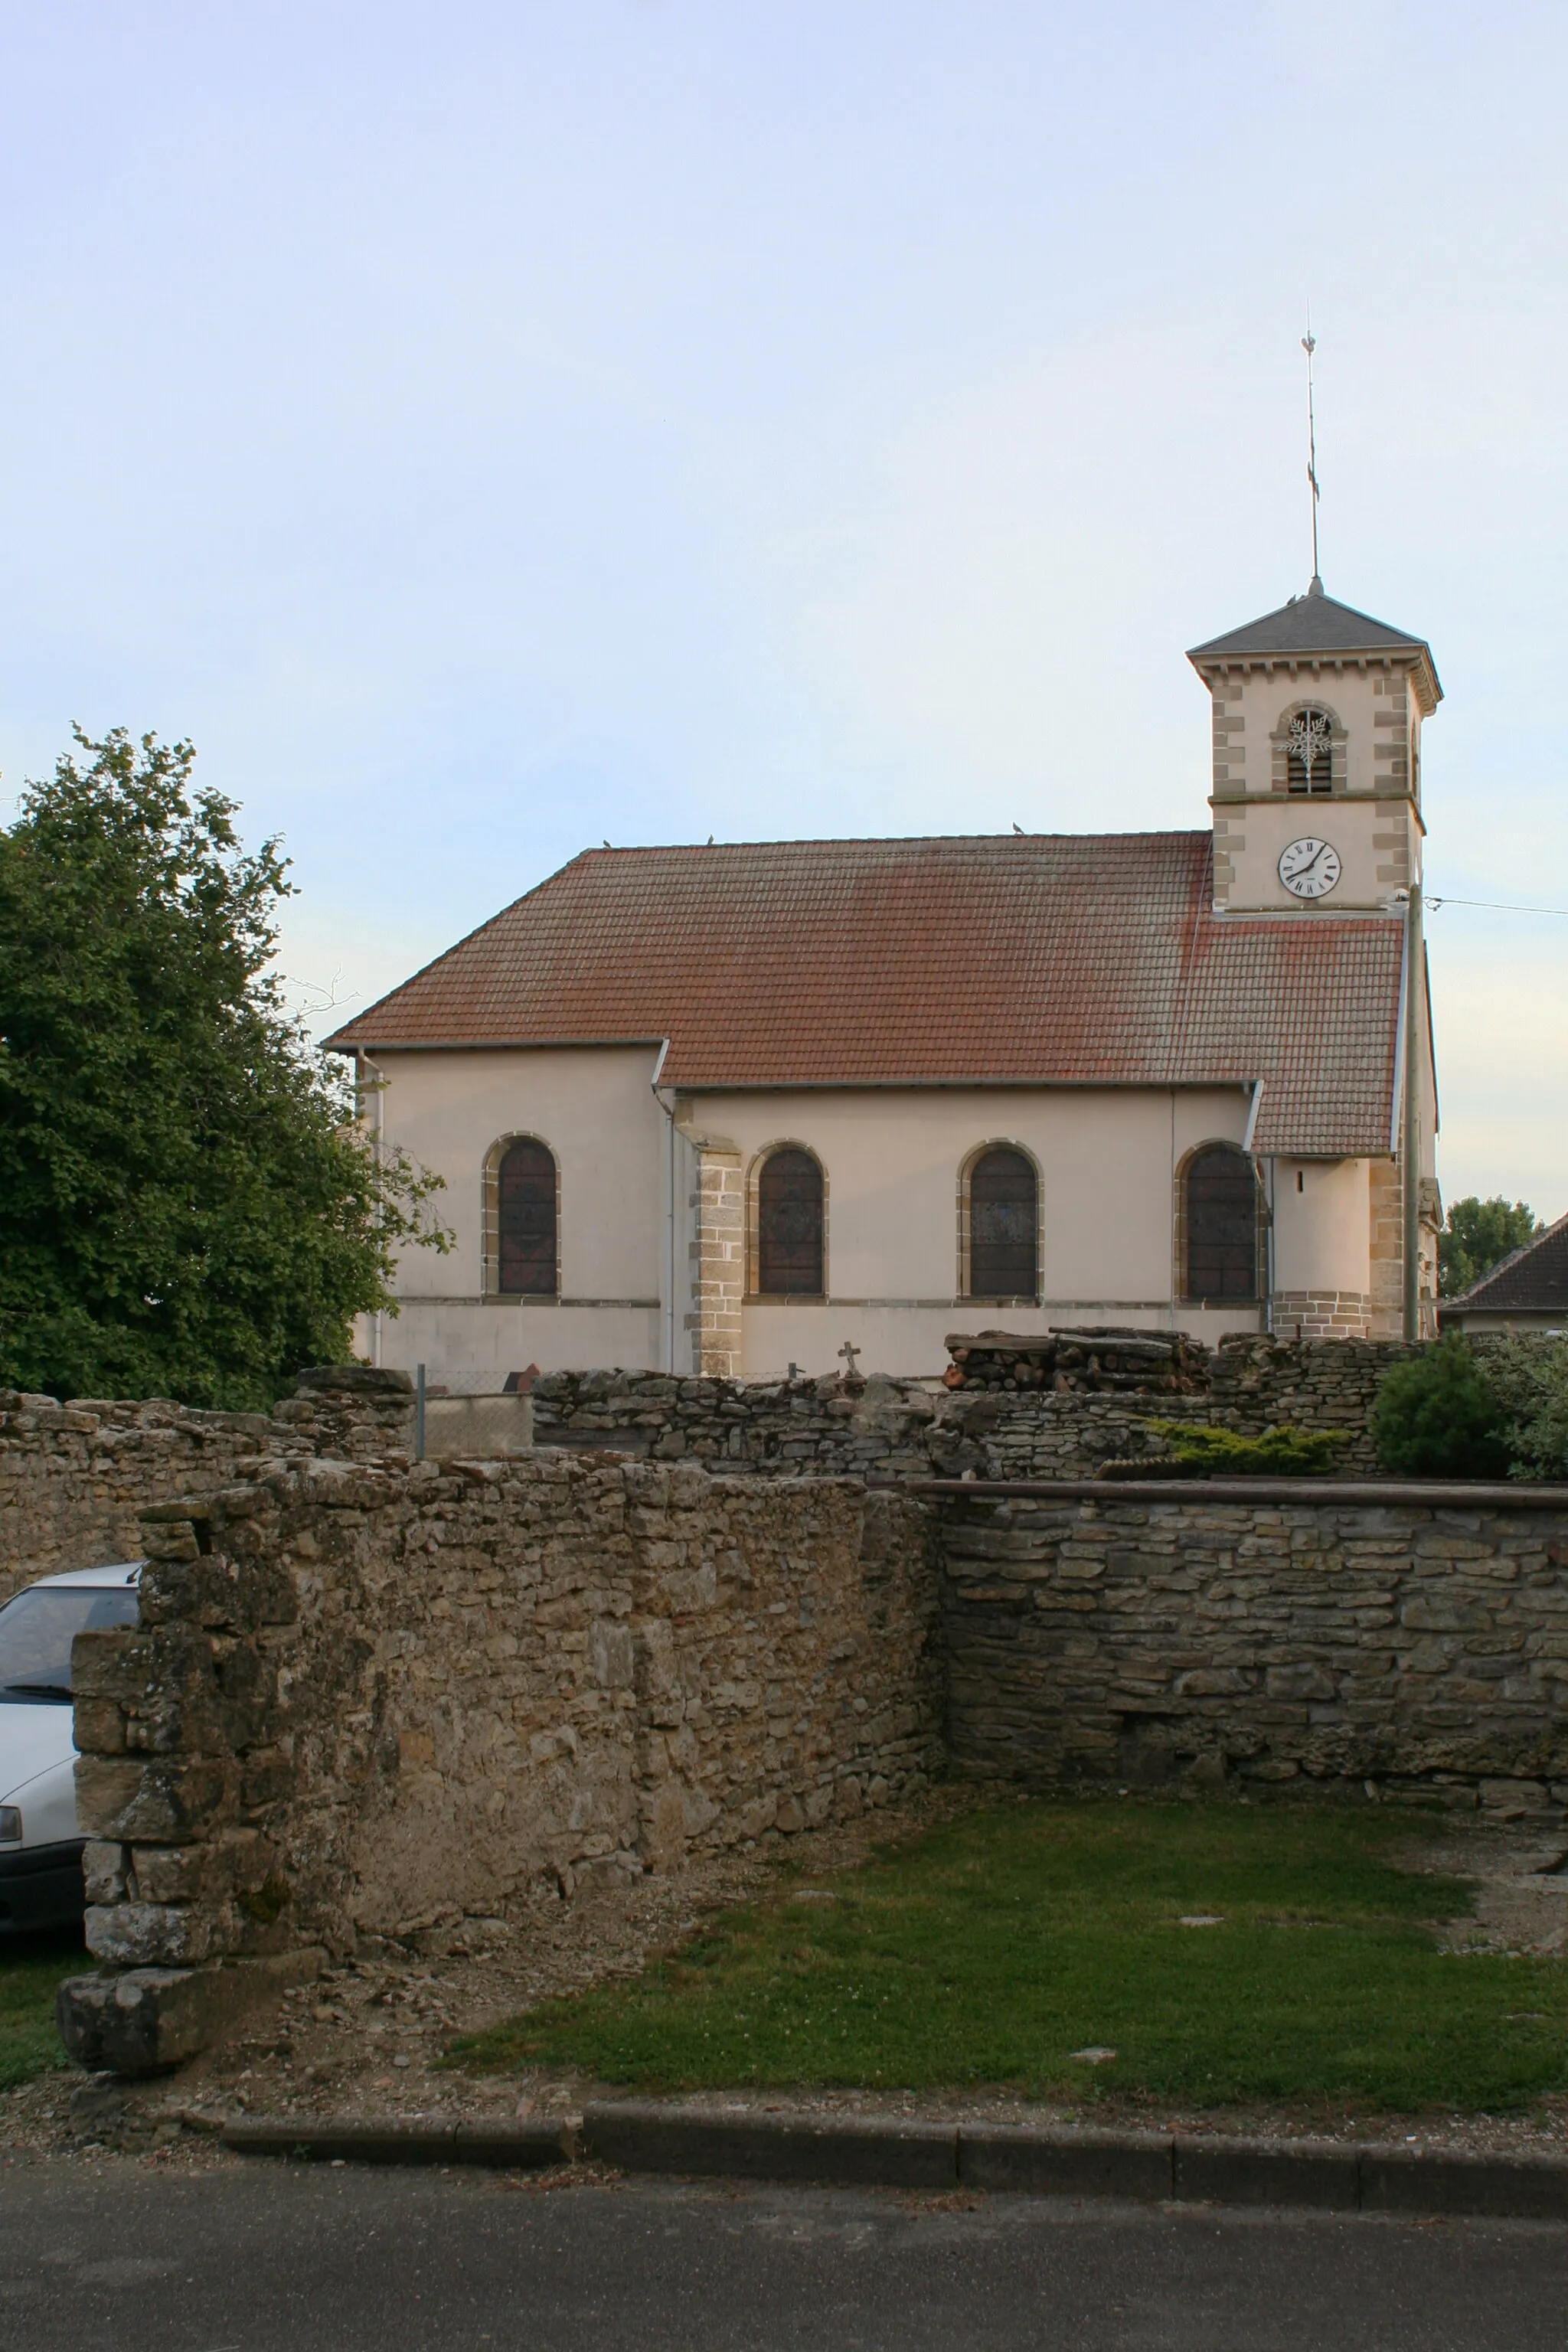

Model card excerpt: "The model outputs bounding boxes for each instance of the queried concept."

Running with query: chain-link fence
[413,1367,534,1459]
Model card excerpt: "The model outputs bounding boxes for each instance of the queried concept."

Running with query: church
[327,578,1442,1383]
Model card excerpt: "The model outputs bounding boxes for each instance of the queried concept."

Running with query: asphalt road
[3,2158,1568,2351]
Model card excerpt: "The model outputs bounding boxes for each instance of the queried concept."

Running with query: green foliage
[0,1936,77,2092]
[1439,1195,1543,1298]
[1370,1337,1512,1478]
[449,1801,1568,2114]
[0,728,448,1410]
[1478,1337,1568,1481]
[1142,1419,1348,1476]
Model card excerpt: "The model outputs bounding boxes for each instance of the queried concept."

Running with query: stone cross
[838,1340,862,1379]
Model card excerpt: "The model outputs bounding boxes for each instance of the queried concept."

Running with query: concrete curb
[220,2102,1568,2219]
[224,2115,573,2167]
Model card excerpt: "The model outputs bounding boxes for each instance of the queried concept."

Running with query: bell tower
[1186,583,1442,916]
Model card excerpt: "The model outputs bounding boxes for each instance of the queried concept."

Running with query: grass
[0,1931,81,2093]
[451,1800,1568,2115]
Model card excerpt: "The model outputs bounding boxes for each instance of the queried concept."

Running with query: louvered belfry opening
[969,1146,1038,1298]
[498,1138,557,1295]
[1286,707,1334,795]
[1186,1145,1259,1301]
[758,1148,824,1295]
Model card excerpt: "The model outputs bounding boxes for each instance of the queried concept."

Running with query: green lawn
[452,1801,1568,2114]
[0,1934,80,2093]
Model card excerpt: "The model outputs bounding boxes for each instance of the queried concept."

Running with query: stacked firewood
[942,1328,1210,1395]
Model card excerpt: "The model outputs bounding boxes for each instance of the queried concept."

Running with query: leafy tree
[1438,1195,1543,1298]
[1370,1338,1513,1479]
[0,728,447,1409]
[1477,1338,1568,1482]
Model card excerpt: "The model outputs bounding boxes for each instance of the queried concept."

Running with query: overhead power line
[1427,895,1568,918]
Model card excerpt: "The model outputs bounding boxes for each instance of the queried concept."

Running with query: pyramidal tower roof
[1187,580,1441,708]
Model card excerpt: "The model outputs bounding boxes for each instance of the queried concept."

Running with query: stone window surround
[956,1137,1044,1308]
[480,1130,562,1302]
[1171,1138,1266,1309]
[745,1139,830,1302]
[1271,697,1347,796]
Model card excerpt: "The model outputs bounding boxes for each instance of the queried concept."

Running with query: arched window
[497,1138,557,1296]
[1185,1146,1259,1302]
[1286,707,1334,795]
[758,1148,824,1295]
[969,1146,1038,1298]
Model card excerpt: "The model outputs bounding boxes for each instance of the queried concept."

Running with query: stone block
[86,1899,226,1968]
[56,1949,322,2077]
[74,1756,233,1844]
[81,1841,130,1906]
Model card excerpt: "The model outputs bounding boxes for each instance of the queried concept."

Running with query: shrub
[1476,1338,1568,1481]
[1370,1338,1512,1479]
[1142,1420,1348,1476]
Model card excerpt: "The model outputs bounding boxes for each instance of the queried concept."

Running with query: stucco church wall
[939,1485,1568,1807]
[364,1050,1399,1380]
[367,1043,671,1367]
[68,1456,942,1976]
[1271,1158,1372,1297]
[688,1083,1259,1380]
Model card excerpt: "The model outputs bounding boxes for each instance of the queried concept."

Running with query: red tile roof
[326,834,1404,1157]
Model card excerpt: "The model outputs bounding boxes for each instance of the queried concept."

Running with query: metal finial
[1302,312,1321,591]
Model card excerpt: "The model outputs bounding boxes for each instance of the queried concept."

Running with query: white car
[0,1563,142,1936]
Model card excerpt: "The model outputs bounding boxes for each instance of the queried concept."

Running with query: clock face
[1278,837,1341,900]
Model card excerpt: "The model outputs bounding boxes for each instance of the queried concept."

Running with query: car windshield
[0,1586,139,1703]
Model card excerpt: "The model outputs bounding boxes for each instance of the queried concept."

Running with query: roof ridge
[1449,1207,1568,1306]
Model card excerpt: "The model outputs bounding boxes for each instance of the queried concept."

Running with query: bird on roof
[1012,822,1024,835]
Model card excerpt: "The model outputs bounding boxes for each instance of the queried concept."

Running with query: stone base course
[55,1950,322,2076]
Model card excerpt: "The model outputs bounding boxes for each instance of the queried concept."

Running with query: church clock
[1278,836,1341,900]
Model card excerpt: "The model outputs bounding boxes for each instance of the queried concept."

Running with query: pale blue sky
[2,1,1564,1214]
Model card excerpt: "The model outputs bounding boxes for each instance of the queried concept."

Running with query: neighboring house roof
[1186,584,1442,709]
[1446,1214,1568,1318]
[326,832,1405,1158]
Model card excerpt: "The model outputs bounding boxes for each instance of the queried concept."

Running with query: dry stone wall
[0,1337,1426,1612]
[531,1334,1419,1484]
[939,1483,1568,1808]
[69,1455,940,1986]
[0,1367,414,1606]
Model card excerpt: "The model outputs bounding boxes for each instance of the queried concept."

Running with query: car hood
[0,1702,76,1802]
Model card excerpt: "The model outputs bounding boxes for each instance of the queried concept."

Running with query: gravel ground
[7,1793,1568,2174]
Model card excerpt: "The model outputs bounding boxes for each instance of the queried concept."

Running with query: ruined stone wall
[0,1338,1423,1615]
[0,1367,414,1606]
[71,1455,941,1978]
[0,1394,283,1607]
[531,1334,1419,1483]
[1207,1338,1418,1474]
[939,1483,1568,1809]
